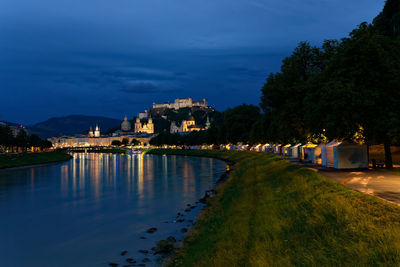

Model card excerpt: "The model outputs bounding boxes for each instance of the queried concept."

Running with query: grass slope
[0,151,72,169]
[148,149,400,266]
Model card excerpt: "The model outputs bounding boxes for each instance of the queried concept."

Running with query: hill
[29,115,121,138]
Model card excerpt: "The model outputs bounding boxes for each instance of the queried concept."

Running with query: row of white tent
[251,141,368,169]
[184,141,368,169]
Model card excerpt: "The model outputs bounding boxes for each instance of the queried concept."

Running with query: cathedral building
[50,116,156,148]
[121,116,132,131]
[134,117,154,134]
[88,125,100,137]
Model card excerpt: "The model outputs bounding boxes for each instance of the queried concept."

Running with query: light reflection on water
[0,153,226,267]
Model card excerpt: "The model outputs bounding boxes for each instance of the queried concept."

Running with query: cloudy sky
[0,0,384,124]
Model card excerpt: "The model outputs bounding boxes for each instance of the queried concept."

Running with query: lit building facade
[48,116,156,148]
[170,113,207,133]
[153,97,208,110]
[134,117,154,134]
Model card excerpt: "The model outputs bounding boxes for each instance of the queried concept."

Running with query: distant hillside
[29,115,121,138]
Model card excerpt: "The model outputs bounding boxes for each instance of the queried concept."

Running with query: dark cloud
[119,81,183,95]
[119,82,159,94]
[0,0,383,124]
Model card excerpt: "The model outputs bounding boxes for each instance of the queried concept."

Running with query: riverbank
[0,151,72,169]
[148,149,400,266]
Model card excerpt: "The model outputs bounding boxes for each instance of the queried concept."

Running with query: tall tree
[15,130,29,151]
[374,0,400,37]
[310,23,400,167]
[0,125,14,150]
[261,42,332,143]
[222,104,260,144]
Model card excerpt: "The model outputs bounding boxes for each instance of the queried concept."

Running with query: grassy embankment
[0,151,72,169]
[148,149,400,266]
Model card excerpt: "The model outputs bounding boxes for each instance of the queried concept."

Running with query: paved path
[285,158,400,205]
[319,169,400,204]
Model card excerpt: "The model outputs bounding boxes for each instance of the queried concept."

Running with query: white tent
[266,144,274,152]
[274,144,282,154]
[302,142,318,162]
[282,144,291,156]
[326,140,340,168]
[290,144,302,158]
[322,140,368,169]
[321,143,328,167]
[312,143,324,165]
[253,144,262,152]
[261,144,269,152]
[334,141,368,169]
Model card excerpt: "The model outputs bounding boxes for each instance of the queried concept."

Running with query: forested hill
[374,0,400,37]
[29,115,121,138]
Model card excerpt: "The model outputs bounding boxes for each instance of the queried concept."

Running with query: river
[0,152,226,267]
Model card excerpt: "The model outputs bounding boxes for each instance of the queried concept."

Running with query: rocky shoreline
[107,161,231,267]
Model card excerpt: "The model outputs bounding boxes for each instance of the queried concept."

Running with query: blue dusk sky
[0,0,384,124]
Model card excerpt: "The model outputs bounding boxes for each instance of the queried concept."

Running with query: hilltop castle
[153,97,208,110]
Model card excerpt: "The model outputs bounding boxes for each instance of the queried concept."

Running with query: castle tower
[94,125,100,137]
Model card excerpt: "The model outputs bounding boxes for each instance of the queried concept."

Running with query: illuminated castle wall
[152,97,208,110]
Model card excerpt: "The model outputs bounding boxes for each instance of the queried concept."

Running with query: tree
[111,140,122,146]
[29,134,42,148]
[150,131,179,146]
[40,140,53,150]
[15,130,29,151]
[222,104,260,144]
[0,125,14,150]
[374,0,400,37]
[249,114,271,144]
[204,124,219,145]
[308,23,400,167]
[131,138,140,146]
[261,42,330,143]
[122,138,130,146]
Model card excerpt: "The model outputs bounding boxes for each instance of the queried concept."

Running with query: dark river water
[0,153,226,267]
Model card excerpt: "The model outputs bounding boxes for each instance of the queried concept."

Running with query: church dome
[187,112,195,121]
[121,116,132,131]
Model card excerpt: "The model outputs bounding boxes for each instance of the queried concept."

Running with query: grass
[148,149,400,266]
[0,151,72,169]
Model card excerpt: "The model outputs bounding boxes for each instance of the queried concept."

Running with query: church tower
[135,118,142,133]
[205,116,211,129]
[94,125,100,137]
[88,126,94,137]
[147,117,154,133]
